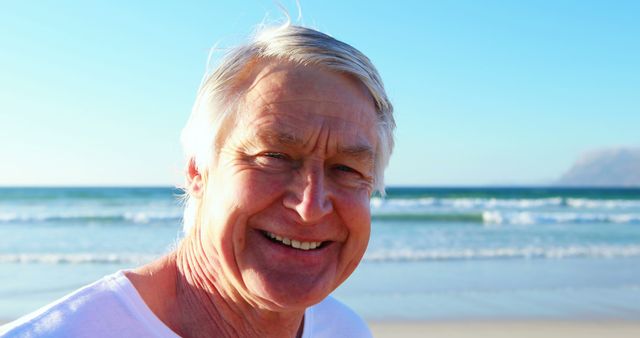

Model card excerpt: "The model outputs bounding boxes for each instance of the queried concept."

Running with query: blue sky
[1,0,638,186]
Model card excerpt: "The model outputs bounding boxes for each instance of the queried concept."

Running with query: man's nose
[283,164,333,223]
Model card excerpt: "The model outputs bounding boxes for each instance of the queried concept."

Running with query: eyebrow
[257,130,375,161]
[259,130,304,147]
[339,144,375,162]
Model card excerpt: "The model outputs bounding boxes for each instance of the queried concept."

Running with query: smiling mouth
[261,231,326,251]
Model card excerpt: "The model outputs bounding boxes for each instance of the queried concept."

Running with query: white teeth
[291,240,301,249]
[265,232,322,251]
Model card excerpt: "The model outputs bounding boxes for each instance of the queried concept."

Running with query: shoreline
[368,319,640,338]
[5,319,640,337]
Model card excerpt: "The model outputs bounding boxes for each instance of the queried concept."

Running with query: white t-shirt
[0,271,371,338]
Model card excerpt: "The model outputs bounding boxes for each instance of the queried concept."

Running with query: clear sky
[1,0,638,187]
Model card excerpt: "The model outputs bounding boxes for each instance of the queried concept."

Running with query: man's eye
[334,164,358,174]
[257,152,292,166]
[263,152,287,160]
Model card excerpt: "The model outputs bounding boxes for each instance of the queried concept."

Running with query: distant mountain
[557,147,640,187]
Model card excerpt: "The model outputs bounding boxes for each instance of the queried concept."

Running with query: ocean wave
[371,197,564,210]
[2,209,639,225]
[482,211,640,225]
[371,210,640,224]
[7,245,640,265]
[364,245,640,262]
[0,253,158,264]
[372,212,483,222]
[371,197,640,211]
[0,211,182,224]
[565,198,640,209]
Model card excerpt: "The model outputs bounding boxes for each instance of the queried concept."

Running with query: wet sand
[368,320,640,338]
[5,319,640,337]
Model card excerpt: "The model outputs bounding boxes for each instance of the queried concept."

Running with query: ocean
[1,187,640,321]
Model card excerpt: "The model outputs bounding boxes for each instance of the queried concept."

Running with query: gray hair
[180,24,395,230]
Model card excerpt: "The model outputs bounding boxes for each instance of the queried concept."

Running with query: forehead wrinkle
[244,74,376,121]
[256,129,304,147]
[253,103,377,134]
[258,97,365,107]
[252,124,374,162]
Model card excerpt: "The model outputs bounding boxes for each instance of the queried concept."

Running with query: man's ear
[186,158,204,198]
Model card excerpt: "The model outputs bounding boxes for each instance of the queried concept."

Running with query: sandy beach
[369,320,640,338]
[5,319,640,337]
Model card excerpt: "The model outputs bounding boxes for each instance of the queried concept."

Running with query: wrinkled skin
[129,61,378,337]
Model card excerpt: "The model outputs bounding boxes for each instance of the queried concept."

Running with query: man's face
[200,61,378,310]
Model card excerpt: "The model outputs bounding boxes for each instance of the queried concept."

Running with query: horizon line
[1,185,639,189]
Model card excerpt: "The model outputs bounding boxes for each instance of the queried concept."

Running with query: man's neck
[128,233,305,338]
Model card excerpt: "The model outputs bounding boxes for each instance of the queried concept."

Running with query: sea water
[1,187,640,320]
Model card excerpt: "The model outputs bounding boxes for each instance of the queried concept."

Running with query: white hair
[180,23,395,231]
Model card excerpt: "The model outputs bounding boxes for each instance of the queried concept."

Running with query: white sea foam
[371,197,565,211]
[441,197,564,209]
[566,198,640,209]
[6,246,640,265]
[0,253,157,265]
[364,245,640,262]
[0,211,182,224]
[482,211,640,225]
[0,212,19,222]
[122,212,182,223]
[371,197,640,212]
[371,197,437,209]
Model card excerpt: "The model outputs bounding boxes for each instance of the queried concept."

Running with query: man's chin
[245,276,334,311]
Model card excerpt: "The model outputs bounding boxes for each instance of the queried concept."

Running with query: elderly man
[1,24,394,338]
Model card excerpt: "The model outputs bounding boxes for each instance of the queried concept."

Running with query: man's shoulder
[0,271,155,338]
[305,296,372,338]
